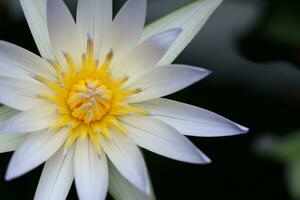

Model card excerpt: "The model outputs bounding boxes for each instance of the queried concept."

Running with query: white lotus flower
[0,0,248,199]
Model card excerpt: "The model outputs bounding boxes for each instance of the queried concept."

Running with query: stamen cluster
[33,38,147,152]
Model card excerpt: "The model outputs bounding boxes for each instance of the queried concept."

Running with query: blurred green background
[0,0,299,199]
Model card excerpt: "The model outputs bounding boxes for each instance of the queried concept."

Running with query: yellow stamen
[47,59,65,79]
[86,37,94,61]
[63,52,78,74]
[32,74,62,92]
[99,49,113,73]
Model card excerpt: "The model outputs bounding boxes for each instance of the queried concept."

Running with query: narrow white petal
[47,0,83,64]
[76,0,112,54]
[122,116,210,164]
[100,131,150,194]
[0,106,26,153]
[141,0,222,65]
[137,98,249,137]
[127,65,210,103]
[106,0,146,62]
[109,161,156,200]
[34,147,74,200]
[112,28,182,80]
[0,84,47,111]
[0,76,50,95]
[5,128,68,180]
[74,139,108,200]
[0,134,27,153]
[0,41,55,81]
[20,0,53,58]
[0,104,58,134]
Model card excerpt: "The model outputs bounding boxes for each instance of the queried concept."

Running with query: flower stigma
[33,37,148,153]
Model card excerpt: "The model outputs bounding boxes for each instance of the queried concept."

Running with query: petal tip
[170,28,183,40]
[137,172,151,195]
[204,69,212,76]
[200,153,212,164]
[239,125,249,134]
[5,168,17,181]
[173,27,183,35]
[233,123,249,135]
[143,182,152,195]
[194,67,212,80]
[4,174,11,181]
[193,150,211,164]
[161,27,183,43]
[5,159,22,181]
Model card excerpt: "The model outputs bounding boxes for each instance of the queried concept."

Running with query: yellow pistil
[34,37,148,153]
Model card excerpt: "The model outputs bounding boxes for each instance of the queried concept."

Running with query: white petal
[141,0,222,65]
[0,41,56,81]
[0,134,27,153]
[0,104,58,134]
[137,98,249,137]
[109,161,156,200]
[0,106,26,153]
[20,0,53,58]
[34,147,75,200]
[74,139,108,200]
[112,28,182,80]
[122,116,210,164]
[47,0,83,64]
[5,128,68,180]
[76,0,112,54]
[127,65,210,103]
[0,84,47,111]
[100,131,150,194]
[0,76,51,99]
[106,0,146,62]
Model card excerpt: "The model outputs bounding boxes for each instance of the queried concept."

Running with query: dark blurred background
[0,0,300,199]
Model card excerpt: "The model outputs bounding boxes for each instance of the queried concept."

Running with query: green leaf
[287,162,300,199]
[141,0,222,65]
[263,130,300,162]
[260,0,300,46]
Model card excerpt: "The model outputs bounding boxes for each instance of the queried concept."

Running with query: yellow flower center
[33,38,147,152]
[67,79,112,124]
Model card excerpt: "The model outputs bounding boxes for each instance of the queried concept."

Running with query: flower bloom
[0,0,248,199]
